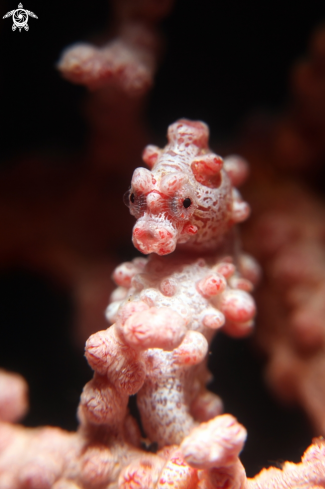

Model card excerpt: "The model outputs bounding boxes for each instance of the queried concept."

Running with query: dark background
[0,0,324,477]
[1,0,325,158]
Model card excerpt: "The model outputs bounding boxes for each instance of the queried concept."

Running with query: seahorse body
[107,119,258,448]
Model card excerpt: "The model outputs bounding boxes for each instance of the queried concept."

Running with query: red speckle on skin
[216,263,235,278]
[234,307,253,322]
[187,225,197,235]
[124,471,139,484]
[197,274,226,297]
[171,456,187,466]
[221,290,256,323]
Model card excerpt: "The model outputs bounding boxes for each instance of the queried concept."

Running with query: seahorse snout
[132,219,177,255]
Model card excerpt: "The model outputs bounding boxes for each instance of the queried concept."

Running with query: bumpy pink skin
[126,119,250,256]
[103,120,258,448]
[180,414,247,470]
[104,121,255,449]
[107,250,258,447]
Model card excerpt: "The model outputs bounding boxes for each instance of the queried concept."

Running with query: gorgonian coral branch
[0,119,321,489]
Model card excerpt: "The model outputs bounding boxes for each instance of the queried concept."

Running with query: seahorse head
[125,119,250,255]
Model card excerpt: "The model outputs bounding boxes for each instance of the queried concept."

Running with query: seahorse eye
[130,193,135,204]
[183,198,192,209]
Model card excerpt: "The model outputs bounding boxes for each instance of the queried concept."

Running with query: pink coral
[58,0,173,95]
[248,440,325,489]
[1,114,325,488]
[0,370,28,424]
[58,23,157,94]
[242,182,325,434]
[4,0,325,487]
[0,119,258,488]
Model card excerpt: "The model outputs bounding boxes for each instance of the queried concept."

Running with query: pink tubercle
[196,274,227,298]
[191,154,223,188]
[220,289,256,323]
